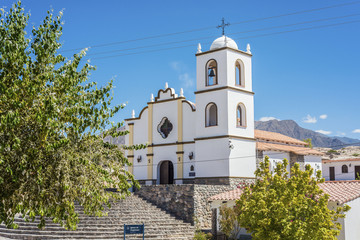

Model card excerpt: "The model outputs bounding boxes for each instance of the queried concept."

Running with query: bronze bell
[208,68,216,77]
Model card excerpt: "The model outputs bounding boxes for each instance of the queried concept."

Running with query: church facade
[125,36,257,185]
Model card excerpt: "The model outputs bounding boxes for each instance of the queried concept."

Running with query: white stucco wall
[322,161,360,181]
[343,198,360,240]
[263,151,291,173]
[304,155,322,178]
[229,138,256,178]
[195,138,230,178]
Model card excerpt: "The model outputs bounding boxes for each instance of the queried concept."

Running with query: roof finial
[246,43,251,54]
[131,109,135,118]
[217,17,230,36]
[180,88,184,97]
[165,82,168,89]
[150,93,154,102]
[197,43,202,53]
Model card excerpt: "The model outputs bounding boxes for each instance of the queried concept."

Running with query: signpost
[124,224,145,240]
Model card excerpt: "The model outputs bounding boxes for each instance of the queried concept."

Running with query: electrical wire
[59,1,360,53]
[85,13,360,57]
[89,19,360,60]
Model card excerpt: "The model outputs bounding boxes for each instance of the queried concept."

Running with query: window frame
[236,103,246,128]
[235,59,245,87]
[205,59,218,86]
[205,102,218,127]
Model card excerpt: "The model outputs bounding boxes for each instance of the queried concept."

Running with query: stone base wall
[135,185,195,223]
[134,178,255,230]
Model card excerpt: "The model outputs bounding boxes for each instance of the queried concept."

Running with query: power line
[60,1,360,53]
[89,19,360,60]
[85,13,360,57]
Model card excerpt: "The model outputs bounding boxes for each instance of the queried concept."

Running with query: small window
[235,60,244,86]
[206,59,217,86]
[205,103,217,127]
[342,165,348,173]
[190,165,194,171]
[236,103,246,127]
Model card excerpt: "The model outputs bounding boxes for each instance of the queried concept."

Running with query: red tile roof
[209,181,360,204]
[257,142,324,156]
[255,130,308,146]
[319,181,360,204]
[209,188,244,201]
[322,158,360,163]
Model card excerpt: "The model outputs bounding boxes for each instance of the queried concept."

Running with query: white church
[125,35,322,186]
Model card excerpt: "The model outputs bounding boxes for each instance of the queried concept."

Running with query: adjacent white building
[322,158,360,181]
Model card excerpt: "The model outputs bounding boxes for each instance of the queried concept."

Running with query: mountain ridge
[255,120,360,148]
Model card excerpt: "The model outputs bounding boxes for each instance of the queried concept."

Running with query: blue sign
[124,224,144,240]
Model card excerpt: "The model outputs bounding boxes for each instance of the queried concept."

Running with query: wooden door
[329,167,335,181]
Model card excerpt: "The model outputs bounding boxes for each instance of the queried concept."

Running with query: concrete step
[0,194,195,239]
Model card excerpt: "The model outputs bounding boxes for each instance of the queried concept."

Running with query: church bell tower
[193,31,256,184]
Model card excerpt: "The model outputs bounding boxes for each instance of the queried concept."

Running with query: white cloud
[170,61,194,90]
[316,130,332,135]
[259,116,279,122]
[303,114,317,123]
[353,129,360,134]
[179,73,194,88]
[319,114,328,120]
[336,132,346,136]
[170,61,181,72]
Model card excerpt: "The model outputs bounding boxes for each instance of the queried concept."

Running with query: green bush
[193,230,212,240]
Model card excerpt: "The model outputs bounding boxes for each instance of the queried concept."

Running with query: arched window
[205,103,217,127]
[190,165,194,171]
[206,59,217,86]
[342,165,348,173]
[236,103,246,127]
[235,60,244,86]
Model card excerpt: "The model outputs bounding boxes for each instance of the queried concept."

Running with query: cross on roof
[217,17,230,36]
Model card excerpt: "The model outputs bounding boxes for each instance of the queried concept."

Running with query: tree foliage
[303,138,313,148]
[0,1,141,230]
[223,157,349,240]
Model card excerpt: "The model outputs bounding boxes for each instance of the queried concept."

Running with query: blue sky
[3,0,360,139]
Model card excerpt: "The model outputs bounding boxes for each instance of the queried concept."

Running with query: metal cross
[217,17,230,36]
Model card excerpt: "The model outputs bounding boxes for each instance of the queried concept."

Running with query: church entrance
[159,161,174,184]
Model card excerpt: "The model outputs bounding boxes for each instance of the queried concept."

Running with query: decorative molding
[124,106,148,121]
[182,100,196,111]
[150,141,195,147]
[155,88,177,102]
[194,135,256,141]
[127,123,134,126]
[148,96,185,105]
[194,86,254,95]
[195,46,252,57]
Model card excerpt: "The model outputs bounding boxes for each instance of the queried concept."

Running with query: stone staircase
[0,194,195,239]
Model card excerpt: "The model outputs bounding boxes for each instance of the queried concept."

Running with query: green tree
[232,157,349,240]
[303,138,313,148]
[0,1,142,230]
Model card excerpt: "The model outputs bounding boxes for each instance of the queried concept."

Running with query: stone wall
[134,179,255,230]
[135,185,195,223]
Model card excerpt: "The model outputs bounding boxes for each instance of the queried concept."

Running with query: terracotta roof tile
[257,142,324,156]
[322,158,360,163]
[209,188,244,201]
[319,181,360,204]
[209,181,360,204]
[255,130,307,146]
